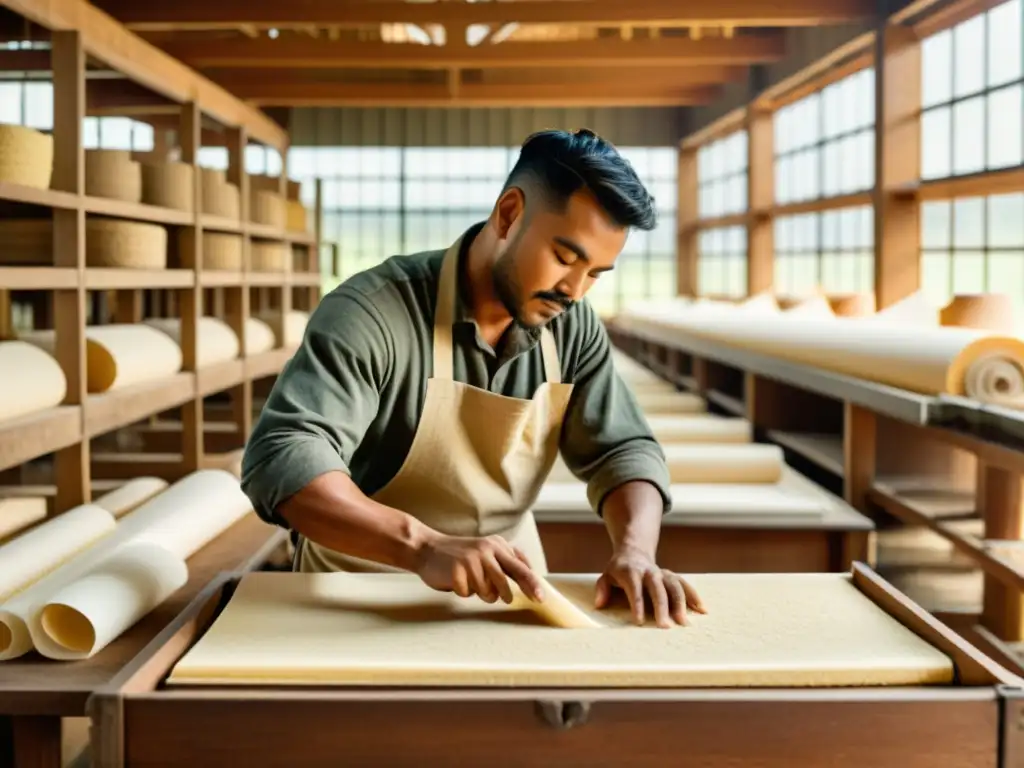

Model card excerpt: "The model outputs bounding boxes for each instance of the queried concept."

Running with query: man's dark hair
[503,128,657,231]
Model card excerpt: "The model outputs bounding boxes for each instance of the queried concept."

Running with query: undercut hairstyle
[502,128,657,231]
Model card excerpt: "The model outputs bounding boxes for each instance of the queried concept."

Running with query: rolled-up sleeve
[558,303,672,516]
[241,288,393,527]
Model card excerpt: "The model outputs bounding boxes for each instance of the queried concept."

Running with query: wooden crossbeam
[91,0,876,28]
[157,35,785,69]
[210,79,721,107]
[0,0,287,148]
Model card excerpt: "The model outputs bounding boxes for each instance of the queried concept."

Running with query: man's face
[491,188,627,329]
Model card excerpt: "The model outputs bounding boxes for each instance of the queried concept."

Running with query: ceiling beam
[209,79,721,108]
[92,0,876,29]
[156,35,785,69]
[0,0,287,148]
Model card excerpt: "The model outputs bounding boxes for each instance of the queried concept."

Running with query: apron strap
[432,233,563,386]
[432,240,460,381]
[539,328,562,385]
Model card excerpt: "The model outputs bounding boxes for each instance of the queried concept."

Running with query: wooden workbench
[86,563,1023,767]
[0,513,287,768]
[536,467,875,573]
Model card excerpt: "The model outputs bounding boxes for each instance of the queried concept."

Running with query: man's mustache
[533,291,573,308]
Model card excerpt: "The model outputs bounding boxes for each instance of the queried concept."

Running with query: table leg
[12,715,62,768]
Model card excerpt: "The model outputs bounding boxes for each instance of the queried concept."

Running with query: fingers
[494,546,545,602]
[481,551,514,604]
[644,570,673,629]
[622,568,645,626]
[594,573,611,608]
[663,573,689,626]
[466,556,496,603]
[681,577,707,614]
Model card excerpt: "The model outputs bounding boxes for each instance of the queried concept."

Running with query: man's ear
[494,187,525,239]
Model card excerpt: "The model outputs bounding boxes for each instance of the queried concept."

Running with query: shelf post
[676,146,698,297]
[50,29,89,512]
[226,125,253,441]
[746,105,773,296]
[178,101,203,474]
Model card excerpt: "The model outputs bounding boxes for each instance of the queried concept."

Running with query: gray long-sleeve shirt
[241,223,671,529]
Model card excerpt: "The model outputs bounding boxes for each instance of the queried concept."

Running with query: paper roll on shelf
[0,341,67,422]
[0,469,253,661]
[533,481,827,517]
[619,301,1024,409]
[36,541,188,660]
[244,317,277,356]
[632,390,707,414]
[19,324,184,393]
[646,415,751,444]
[547,443,783,484]
[143,316,241,367]
[0,123,53,189]
[254,309,309,348]
[0,504,116,603]
[92,477,169,519]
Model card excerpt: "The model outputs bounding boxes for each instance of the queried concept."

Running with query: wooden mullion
[873,17,922,310]
[676,146,699,296]
[746,106,774,296]
[178,102,203,474]
[50,29,89,513]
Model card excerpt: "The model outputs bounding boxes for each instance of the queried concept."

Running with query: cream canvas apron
[296,238,575,575]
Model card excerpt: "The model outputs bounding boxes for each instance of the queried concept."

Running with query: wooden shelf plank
[245,348,293,380]
[247,223,285,240]
[247,272,287,286]
[196,359,247,397]
[0,267,79,290]
[0,513,286,716]
[768,430,845,477]
[0,406,81,472]
[287,230,316,246]
[291,272,322,287]
[868,480,1024,592]
[198,271,244,288]
[85,372,195,438]
[200,215,244,234]
[84,268,194,289]
[706,389,745,416]
[83,196,192,226]
[0,181,78,209]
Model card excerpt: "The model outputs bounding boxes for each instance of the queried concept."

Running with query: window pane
[922,30,953,107]
[987,84,1023,169]
[988,0,1023,87]
[921,107,952,179]
[952,96,985,175]
[952,197,984,248]
[953,14,986,97]
[988,193,1024,247]
[921,201,952,249]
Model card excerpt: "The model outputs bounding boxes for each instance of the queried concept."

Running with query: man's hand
[414,532,546,605]
[595,545,706,628]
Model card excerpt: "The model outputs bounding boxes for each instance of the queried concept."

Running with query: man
[241,128,705,628]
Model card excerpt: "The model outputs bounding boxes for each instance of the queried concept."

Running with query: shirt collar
[449,221,542,358]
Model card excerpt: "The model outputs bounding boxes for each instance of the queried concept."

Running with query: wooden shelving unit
[0,5,334,764]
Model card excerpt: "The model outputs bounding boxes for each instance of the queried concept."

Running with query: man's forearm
[277,470,438,571]
[599,480,664,557]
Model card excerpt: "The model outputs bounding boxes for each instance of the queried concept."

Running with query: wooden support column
[843,401,877,515]
[873,15,922,309]
[979,467,1024,642]
[746,105,774,296]
[676,146,699,296]
[226,126,253,440]
[178,102,203,473]
[51,30,89,512]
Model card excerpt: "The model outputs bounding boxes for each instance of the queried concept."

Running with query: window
[697,131,748,217]
[774,208,875,295]
[774,68,875,204]
[698,227,747,297]
[286,144,678,316]
[921,193,1024,321]
[920,0,1023,179]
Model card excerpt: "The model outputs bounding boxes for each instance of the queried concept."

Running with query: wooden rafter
[90,0,876,29]
[153,34,786,69]
[0,0,287,147]
[205,78,722,107]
